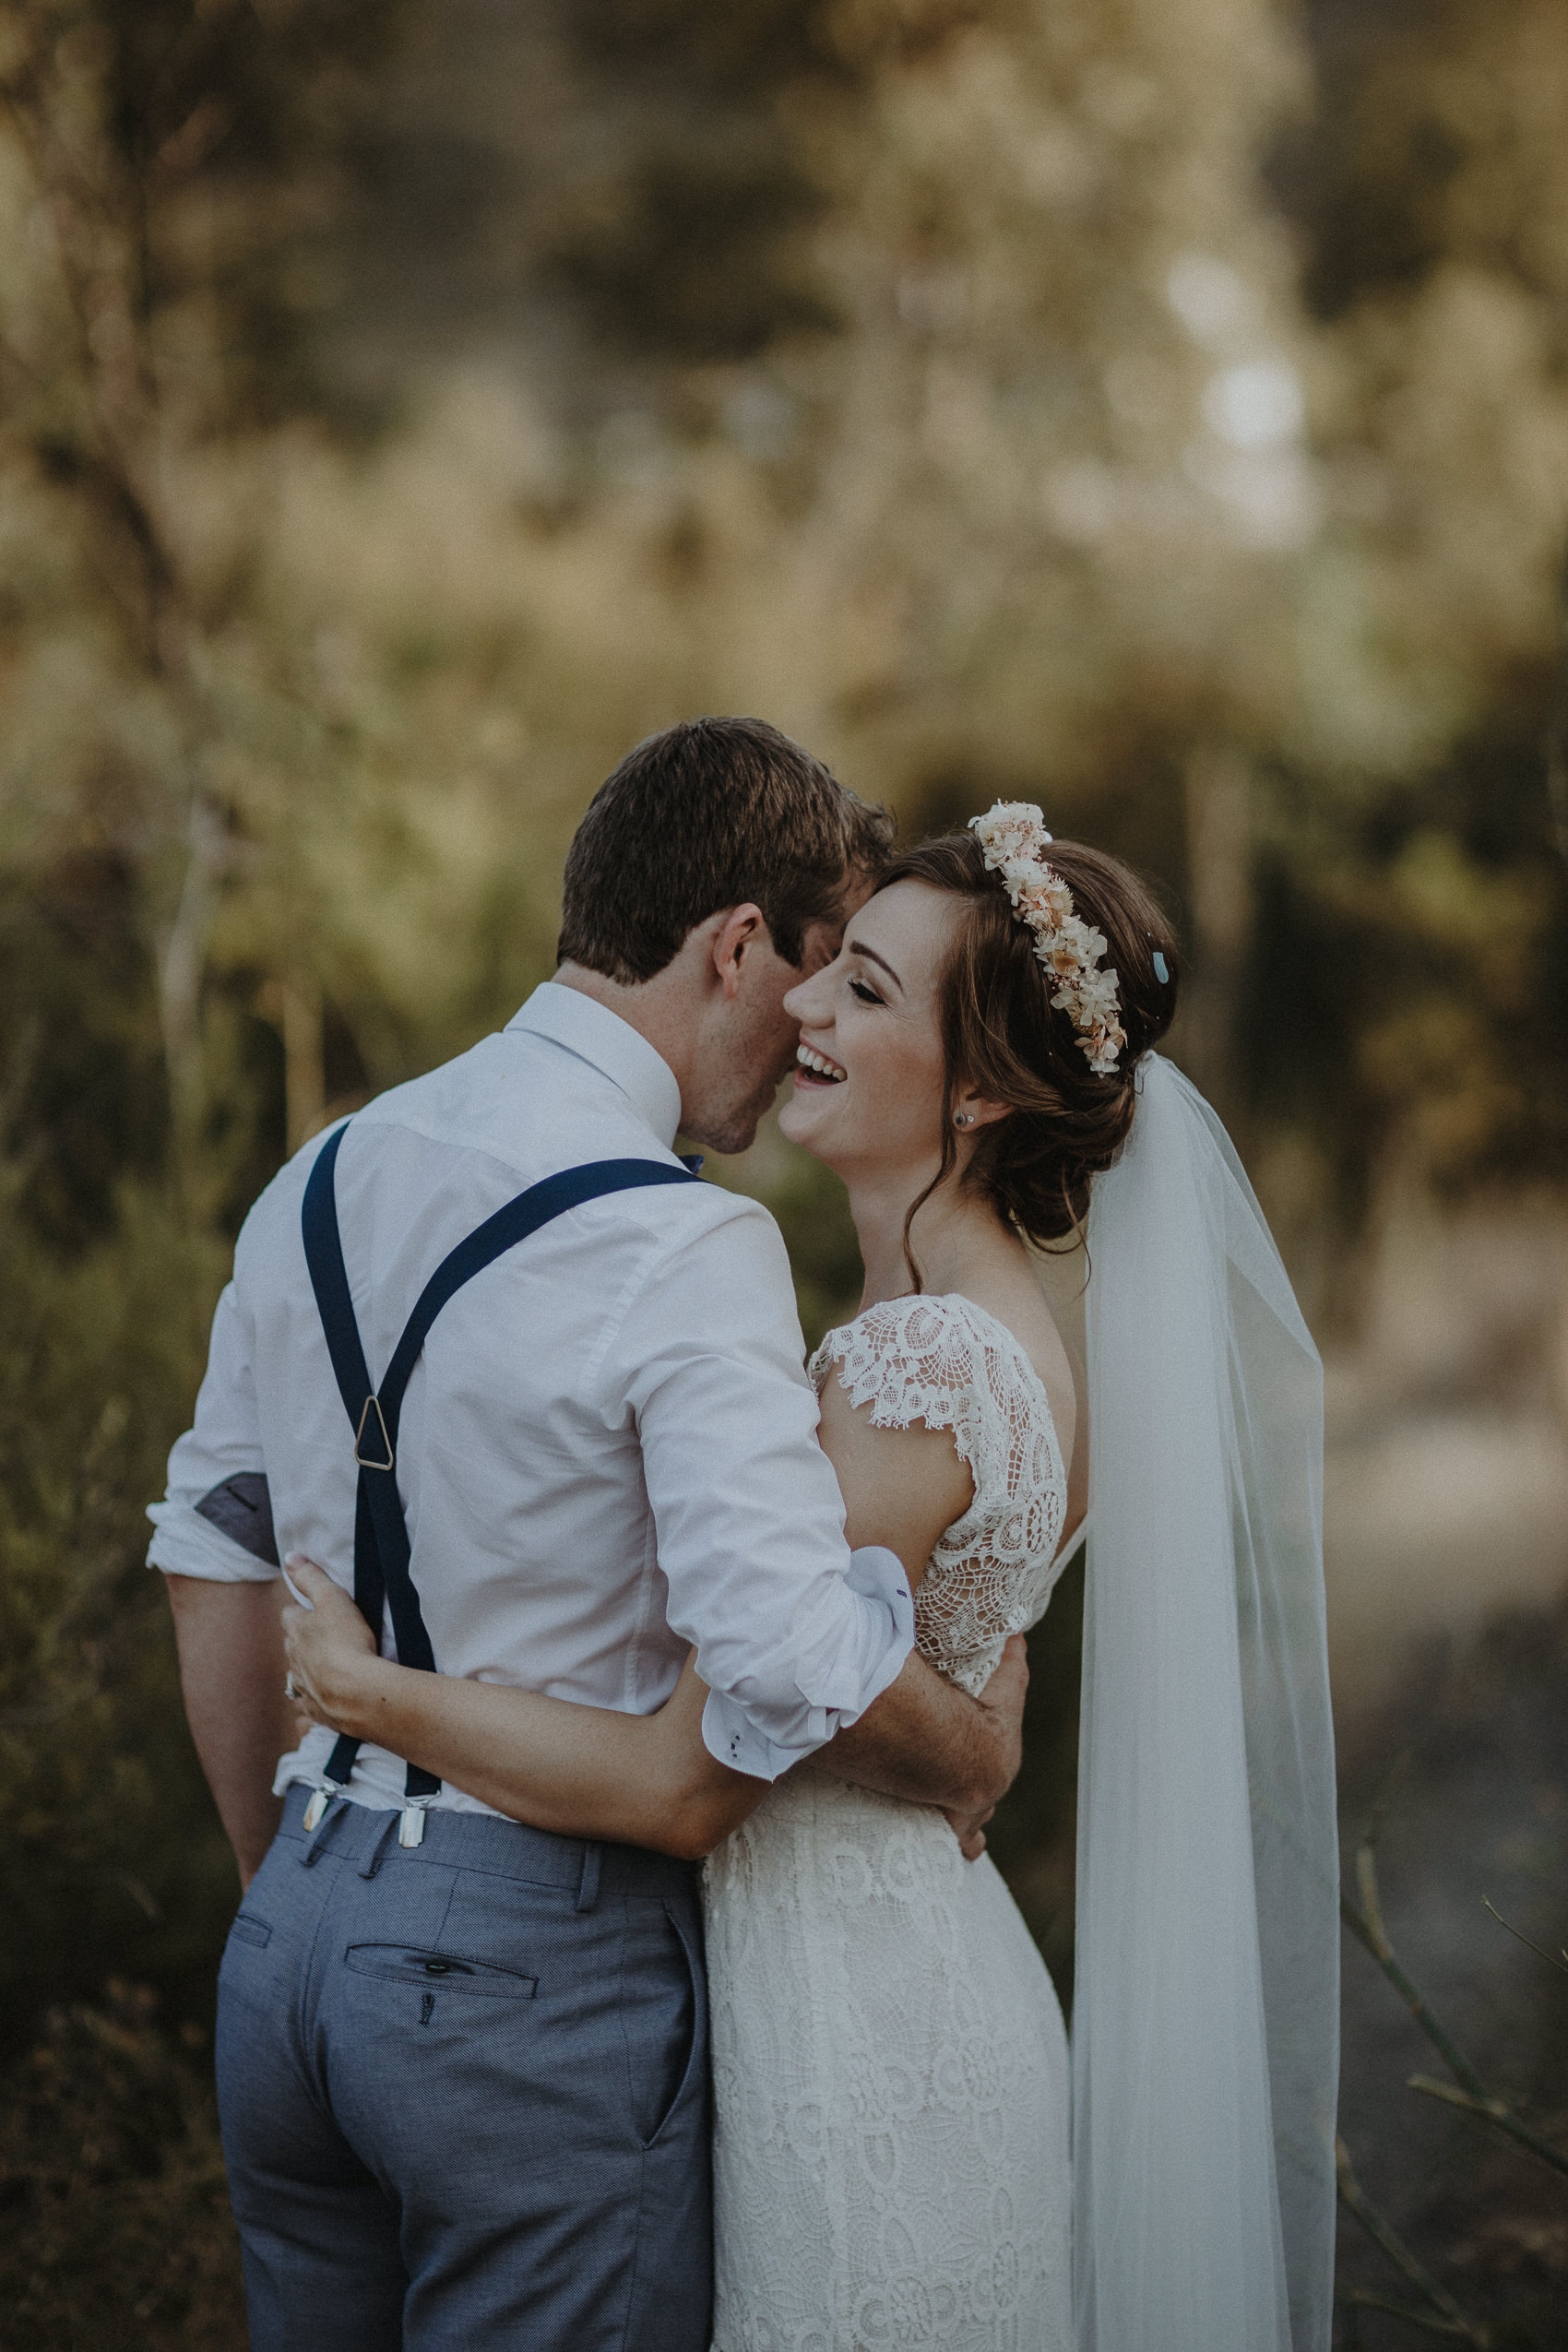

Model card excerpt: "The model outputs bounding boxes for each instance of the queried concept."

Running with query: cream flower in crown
[968,802,1128,1076]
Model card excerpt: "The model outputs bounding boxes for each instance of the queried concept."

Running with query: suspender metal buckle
[354,1395,395,1472]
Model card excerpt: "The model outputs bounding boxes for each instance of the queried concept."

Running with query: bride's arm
[280,1562,765,1861]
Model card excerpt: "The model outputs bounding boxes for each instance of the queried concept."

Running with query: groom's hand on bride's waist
[943,1635,1029,1858]
[818,1633,1029,1859]
[944,1801,996,1862]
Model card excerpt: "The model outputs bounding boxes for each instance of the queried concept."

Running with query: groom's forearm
[822,1638,1028,1817]
[165,1574,293,1889]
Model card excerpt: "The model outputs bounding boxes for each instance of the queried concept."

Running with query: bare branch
[1407,2074,1568,2184]
[1341,1843,1489,2101]
[1341,2291,1486,2342]
[1356,1837,1391,1958]
[1482,1895,1568,1978]
[1360,1749,1412,1851]
[1336,2139,1492,2348]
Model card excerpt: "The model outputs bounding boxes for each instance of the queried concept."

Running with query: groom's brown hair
[558,717,893,983]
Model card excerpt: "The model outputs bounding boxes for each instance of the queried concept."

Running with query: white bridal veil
[1074,1053,1339,2352]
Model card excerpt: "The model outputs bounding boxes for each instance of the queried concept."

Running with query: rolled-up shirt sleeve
[605,1199,916,1779]
[147,1282,281,1586]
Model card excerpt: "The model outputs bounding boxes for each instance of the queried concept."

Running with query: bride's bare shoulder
[954,1260,1075,1400]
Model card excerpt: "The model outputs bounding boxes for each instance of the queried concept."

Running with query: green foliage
[0,1182,235,2045]
[0,1983,244,2350]
[1240,729,1568,1286]
[0,856,168,1248]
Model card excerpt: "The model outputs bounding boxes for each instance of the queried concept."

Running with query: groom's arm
[617,1204,919,1778]
[148,1281,295,1889]
[165,1575,293,1888]
[817,1639,1029,1853]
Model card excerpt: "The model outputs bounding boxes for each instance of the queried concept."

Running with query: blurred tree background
[1,0,1564,2342]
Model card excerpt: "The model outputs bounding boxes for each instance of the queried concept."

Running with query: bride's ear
[953,1085,1011,1133]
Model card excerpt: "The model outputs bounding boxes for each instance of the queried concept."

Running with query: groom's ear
[710,903,767,999]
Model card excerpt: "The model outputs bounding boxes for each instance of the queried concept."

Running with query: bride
[283,806,1338,2352]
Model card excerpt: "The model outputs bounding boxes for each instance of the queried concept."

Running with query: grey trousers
[216,1784,712,2352]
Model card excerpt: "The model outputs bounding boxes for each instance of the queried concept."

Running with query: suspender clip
[303,1778,347,1834]
[354,1395,395,1472]
[398,1796,434,1849]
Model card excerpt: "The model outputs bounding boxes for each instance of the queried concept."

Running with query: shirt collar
[505,982,683,1148]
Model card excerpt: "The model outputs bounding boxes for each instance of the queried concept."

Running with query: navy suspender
[299,1119,702,1845]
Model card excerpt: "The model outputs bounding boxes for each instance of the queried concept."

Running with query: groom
[151,717,1028,2351]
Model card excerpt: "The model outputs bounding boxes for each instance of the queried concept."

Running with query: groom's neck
[552,961,700,1103]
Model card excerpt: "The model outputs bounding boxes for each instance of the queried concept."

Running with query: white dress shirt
[148,982,913,1813]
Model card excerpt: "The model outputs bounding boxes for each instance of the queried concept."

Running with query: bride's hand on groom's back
[280,1557,381,1736]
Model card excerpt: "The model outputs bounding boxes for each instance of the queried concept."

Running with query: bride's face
[778,879,960,1180]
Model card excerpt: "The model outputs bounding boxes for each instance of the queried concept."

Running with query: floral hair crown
[968,802,1127,1077]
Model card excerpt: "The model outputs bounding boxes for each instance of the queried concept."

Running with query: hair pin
[1152,951,1170,985]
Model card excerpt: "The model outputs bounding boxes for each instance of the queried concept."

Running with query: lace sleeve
[810,1294,1000,1493]
[811,1292,1069,1693]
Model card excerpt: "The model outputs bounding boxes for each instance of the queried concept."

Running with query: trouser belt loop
[359,1812,401,1880]
[576,1840,601,1913]
[300,1796,351,1869]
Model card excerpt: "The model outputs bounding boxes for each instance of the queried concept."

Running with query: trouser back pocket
[343,1943,539,1999]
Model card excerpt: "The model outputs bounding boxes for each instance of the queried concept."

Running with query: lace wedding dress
[704,1293,1078,2352]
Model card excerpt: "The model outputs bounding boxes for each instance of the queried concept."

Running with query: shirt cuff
[146,1501,281,1585]
[699,1544,916,1782]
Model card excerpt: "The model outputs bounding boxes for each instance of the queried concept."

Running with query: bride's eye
[848,978,884,1005]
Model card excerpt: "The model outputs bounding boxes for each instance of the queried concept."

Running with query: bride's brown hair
[878,831,1181,1272]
